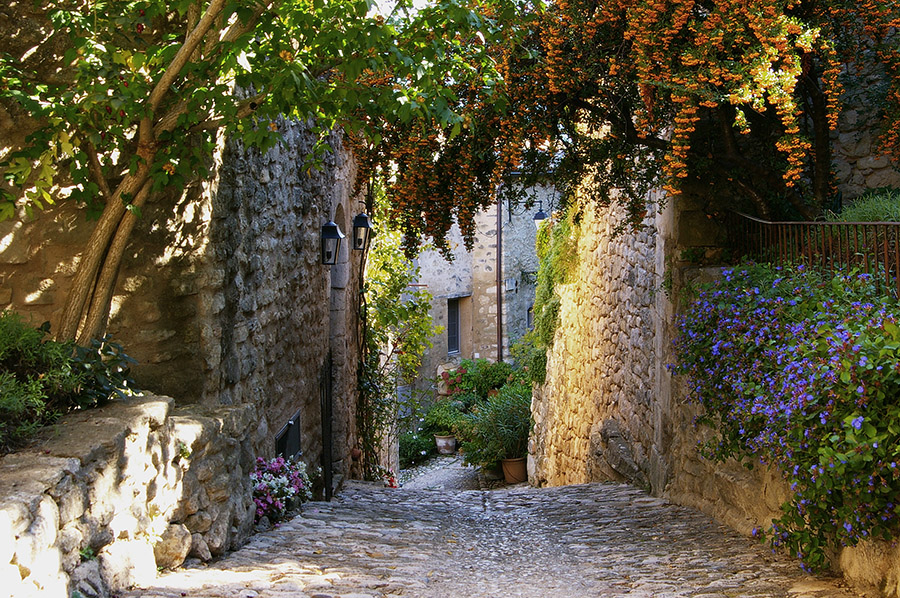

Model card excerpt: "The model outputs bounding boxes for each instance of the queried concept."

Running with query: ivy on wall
[513,207,580,384]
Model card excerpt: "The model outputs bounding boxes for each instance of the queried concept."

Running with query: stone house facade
[415,185,555,388]
[528,106,900,594]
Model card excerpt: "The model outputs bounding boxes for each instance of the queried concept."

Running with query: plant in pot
[423,398,466,454]
[461,381,532,483]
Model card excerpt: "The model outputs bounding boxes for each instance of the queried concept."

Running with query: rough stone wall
[416,190,542,385]
[0,120,363,480]
[0,395,259,598]
[529,197,664,491]
[832,64,900,199]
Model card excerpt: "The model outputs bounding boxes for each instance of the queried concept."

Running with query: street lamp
[533,200,548,222]
[320,220,344,265]
[352,212,372,251]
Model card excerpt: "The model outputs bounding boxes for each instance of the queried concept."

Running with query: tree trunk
[76,181,152,345]
[56,167,151,341]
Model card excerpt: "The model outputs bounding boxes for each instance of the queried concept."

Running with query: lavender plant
[674,262,900,570]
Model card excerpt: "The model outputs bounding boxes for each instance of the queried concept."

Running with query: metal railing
[729,211,900,297]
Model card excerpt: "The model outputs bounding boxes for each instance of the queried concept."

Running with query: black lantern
[352,212,372,251]
[533,200,548,222]
[321,220,345,265]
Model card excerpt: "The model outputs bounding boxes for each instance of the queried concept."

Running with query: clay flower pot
[500,457,527,484]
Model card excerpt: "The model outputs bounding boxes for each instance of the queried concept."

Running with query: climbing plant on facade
[675,263,900,570]
[352,0,900,255]
[0,0,509,343]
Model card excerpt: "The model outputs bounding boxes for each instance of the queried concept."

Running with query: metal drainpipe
[496,195,503,362]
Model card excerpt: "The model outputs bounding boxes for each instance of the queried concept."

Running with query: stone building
[0,116,368,595]
[528,100,900,593]
[415,184,555,386]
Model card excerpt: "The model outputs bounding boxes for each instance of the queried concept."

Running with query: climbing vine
[357,187,441,480]
[674,263,900,570]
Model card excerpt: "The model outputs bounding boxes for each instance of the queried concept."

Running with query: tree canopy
[0,0,508,342]
[2,0,899,337]
[353,0,900,256]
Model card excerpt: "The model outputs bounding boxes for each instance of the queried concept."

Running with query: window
[448,298,460,354]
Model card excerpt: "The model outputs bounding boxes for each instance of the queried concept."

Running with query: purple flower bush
[674,262,900,570]
[250,456,312,522]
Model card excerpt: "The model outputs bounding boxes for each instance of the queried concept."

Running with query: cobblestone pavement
[124,478,870,598]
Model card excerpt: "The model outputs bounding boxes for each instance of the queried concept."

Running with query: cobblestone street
[124,460,868,598]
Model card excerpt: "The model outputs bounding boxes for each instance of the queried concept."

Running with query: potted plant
[423,398,466,454]
[461,382,532,483]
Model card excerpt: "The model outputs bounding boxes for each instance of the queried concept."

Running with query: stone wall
[416,185,546,390]
[1,395,259,598]
[529,196,666,492]
[0,119,363,480]
[1,120,364,594]
[529,147,900,595]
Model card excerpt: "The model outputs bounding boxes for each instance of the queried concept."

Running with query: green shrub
[444,358,515,399]
[422,398,466,436]
[674,262,900,570]
[827,187,900,222]
[461,381,533,469]
[399,431,435,468]
[0,311,138,453]
[510,330,547,385]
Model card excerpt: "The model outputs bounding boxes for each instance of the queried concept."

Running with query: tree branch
[148,0,226,114]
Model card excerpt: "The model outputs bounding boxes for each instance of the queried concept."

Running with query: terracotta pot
[434,435,456,455]
[500,457,527,484]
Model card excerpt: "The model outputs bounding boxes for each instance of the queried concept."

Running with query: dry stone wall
[0,119,362,477]
[0,120,364,595]
[0,395,258,598]
[529,197,665,492]
[530,156,900,595]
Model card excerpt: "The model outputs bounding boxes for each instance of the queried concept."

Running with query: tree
[352,0,900,255]
[0,0,507,343]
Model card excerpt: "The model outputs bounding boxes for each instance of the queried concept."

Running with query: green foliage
[443,358,516,400]
[399,431,435,469]
[461,380,533,469]
[0,311,138,453]
[71,336,138,409]
[357,187,442,480]
[0,0,510,219]
[826,188,900,223]
[422,398,466,437]
[510,331,547,385]
[527,208,579,380]
[674,262,900,570]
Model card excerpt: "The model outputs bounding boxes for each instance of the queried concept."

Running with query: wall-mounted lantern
[321,220,345,265]
[351,212,372,251]
[533,200,548,222]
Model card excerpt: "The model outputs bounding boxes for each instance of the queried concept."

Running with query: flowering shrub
[674,262,900,570]
[250,456,312,522]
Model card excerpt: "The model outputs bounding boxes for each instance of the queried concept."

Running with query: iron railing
[729,211,900,298]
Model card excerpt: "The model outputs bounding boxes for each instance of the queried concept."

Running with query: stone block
[154,523,192,570]
[70,558,110,598]
[189,533,212,561]
[98,539,157,591]
[205,507,231,556]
